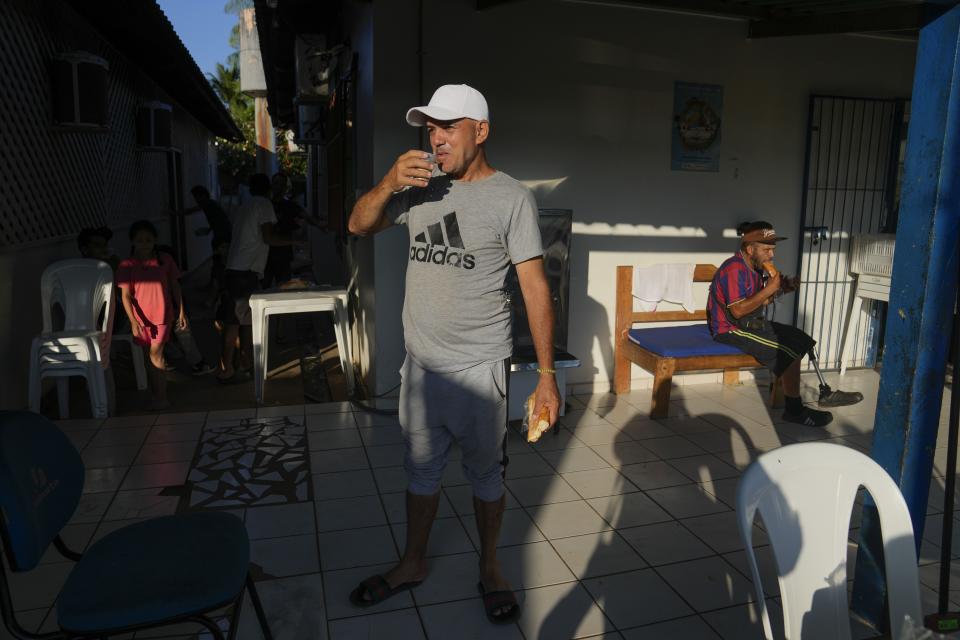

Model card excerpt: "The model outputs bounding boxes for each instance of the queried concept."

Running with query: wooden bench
[613,264,781,418]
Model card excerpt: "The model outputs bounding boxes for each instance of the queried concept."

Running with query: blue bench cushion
[627,324,746,358]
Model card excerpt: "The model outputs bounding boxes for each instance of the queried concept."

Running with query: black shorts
[211,236,230,255]
[714,321,816,377]
[217,269,259,326]
[262,249,293,288]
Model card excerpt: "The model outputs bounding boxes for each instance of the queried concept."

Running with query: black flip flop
[477,581,521,624]
[349,575,421,608]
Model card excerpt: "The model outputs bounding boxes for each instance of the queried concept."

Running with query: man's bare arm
[516,257,561,427]
[729,273,781,319]
[348,150,434,236]
[347,183,399,237]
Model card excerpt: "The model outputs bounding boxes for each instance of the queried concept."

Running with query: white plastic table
[249,288,354,403]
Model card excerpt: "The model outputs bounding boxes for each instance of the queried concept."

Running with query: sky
[157,0,237,79]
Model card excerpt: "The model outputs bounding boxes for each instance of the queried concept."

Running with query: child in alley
[116,220,188,411]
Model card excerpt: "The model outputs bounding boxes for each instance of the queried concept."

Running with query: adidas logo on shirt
[409,211,476,270]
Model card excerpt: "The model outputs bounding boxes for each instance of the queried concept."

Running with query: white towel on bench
[632,263,696,312]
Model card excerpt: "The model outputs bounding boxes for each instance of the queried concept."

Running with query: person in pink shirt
[116,220,188,410]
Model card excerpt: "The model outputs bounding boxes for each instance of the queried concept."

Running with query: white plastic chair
[28,259,115,419]
[736,442,922,640]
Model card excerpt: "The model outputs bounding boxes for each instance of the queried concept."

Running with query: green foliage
[209,62,250,119]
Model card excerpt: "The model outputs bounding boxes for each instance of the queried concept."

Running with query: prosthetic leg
[808,347,864,407]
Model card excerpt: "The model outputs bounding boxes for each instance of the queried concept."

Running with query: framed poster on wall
[671,81,723,172]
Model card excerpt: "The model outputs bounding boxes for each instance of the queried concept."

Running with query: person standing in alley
[217,173,300,383]
[186,185,232,297]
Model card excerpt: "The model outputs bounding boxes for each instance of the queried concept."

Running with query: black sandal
[349,575,421,608]
[477,581,521,624]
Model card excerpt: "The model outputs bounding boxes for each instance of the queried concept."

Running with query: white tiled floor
[9,369,960,639]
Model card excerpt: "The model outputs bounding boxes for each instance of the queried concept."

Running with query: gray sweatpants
[398,356,508,502]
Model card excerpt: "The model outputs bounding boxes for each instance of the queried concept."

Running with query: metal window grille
[793,95,907,371]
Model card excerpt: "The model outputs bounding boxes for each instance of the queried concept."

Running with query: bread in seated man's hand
[525,393,552,443]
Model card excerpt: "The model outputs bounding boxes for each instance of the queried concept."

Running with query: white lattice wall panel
[0,1,101,245]
[0,0,214,249]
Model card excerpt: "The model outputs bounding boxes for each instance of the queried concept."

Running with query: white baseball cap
[406,84,489,127]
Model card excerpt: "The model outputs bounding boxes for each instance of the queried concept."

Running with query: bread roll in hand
[525,394,552,443]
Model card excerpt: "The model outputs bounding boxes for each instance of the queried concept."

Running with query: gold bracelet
[537,367,557,375]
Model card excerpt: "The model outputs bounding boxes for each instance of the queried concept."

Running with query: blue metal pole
[852,3,960,629]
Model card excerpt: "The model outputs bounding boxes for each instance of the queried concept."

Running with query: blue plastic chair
[0,411,273,639]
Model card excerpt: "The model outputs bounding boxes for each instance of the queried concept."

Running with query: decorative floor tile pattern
[186,417,311,509]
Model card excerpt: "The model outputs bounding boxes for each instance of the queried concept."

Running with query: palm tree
[208,62,251,120]
[223,0,251,67]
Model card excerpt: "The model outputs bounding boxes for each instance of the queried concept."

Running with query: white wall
[359,0,916,394]
[366,2,422,395]
[335,0,421,396]
[344,2,380,393]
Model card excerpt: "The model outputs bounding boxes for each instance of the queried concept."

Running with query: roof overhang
[65,0,243,141]
[479,0,958,39]
[254,0,950,135]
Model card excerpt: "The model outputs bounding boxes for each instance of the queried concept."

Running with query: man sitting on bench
[707,221,863,427]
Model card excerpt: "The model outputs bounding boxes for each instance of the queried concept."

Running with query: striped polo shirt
[707,252,762,336]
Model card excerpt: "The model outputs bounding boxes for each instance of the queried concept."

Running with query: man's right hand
[348,151,434,236]
[762,272,781,298]
[382,151,435,192]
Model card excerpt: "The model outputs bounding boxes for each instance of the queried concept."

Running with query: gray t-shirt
[387,170,543,372]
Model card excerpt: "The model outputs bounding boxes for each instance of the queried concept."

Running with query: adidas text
[409,244,476,269]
